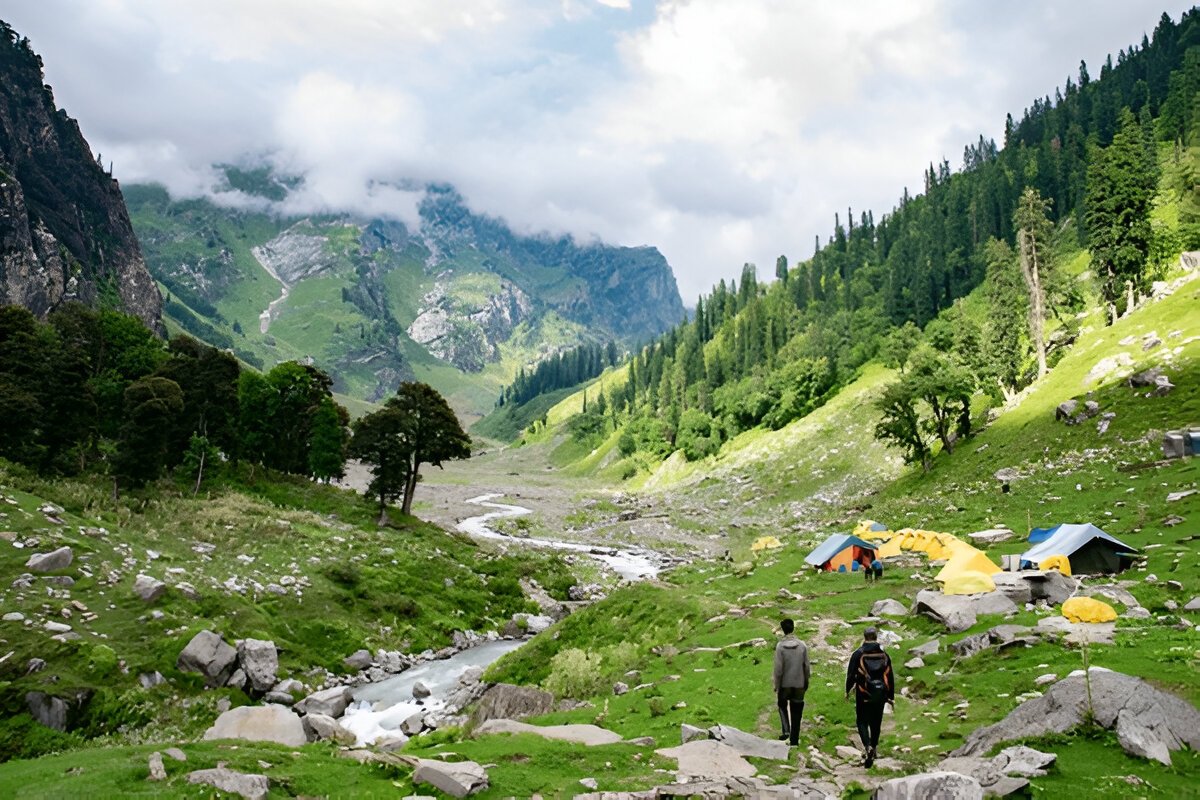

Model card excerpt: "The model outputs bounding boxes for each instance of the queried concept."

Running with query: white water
[457,493,663,581]
[254,250,289,334]
[341,639,524,746]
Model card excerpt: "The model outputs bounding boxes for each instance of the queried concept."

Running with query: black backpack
[858,651,890,703]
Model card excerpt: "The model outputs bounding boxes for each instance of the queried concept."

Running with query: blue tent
[1028,525,1060,544]
[805,534,877,572]
[1020,523,1139,574]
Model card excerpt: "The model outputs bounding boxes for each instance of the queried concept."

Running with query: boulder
[681,723,707,744]
[469,683,554,725]
[511,612,554,634]
[991,745,1056,776]
[989,574,1034,605]
[1054,400,1078,421]
[905,657,925,670]
[25,692,68,731]
[873,771,983,800]
[132,574,166,603]
[26,547,73,573]
[1081,584,1140,609]
[914,590,1016,633]
[203,704,306,747]
[654,740,756,780]
[175,582,200,601]
[1023,571,1076,605]
[401,711,426,736]
[412,758,488,797]
[954,669,1200,766]
[707,723,790,760]
[1124,607,1151,620]
[871,599,908,617]
[236,639,279,694]
[412,680,431,699]
[163,747,187,762]
[473,718,622,746]
[1184,596,1200,612]
[263,691,295,705]
[138,671,165,689]
[909,639,940,658]
[177,630,238,688]
[294,686,353,718]
[302,712,356,745]
[226,668,247,691]
[147,751,167,781]
[186,768,270,800]
[344,649,373,670]
[968,529,1015,545]
[613,681,629,695]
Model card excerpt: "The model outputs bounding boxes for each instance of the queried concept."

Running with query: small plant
[647,697,667,717]
[544,648,604,699]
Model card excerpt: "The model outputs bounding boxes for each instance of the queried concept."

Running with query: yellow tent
[1062,596,1117,623]
[943,570,997,595]
[1039,554,1072,575]
[875,537,903,559]
[935,549,1001,583]
[751,536,783,552]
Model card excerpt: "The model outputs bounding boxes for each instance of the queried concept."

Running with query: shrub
[544,648,605,699]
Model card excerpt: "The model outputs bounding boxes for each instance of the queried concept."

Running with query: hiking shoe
[778,733,789,741]
[863,748,874,768]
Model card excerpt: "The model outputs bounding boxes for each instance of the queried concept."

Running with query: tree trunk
[192,448,206,497]
[401,463,420,516]
[1124,280,1135,318]
[1017,229,1047,379]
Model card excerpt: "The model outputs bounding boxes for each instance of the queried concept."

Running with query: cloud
[4,1,1192,300]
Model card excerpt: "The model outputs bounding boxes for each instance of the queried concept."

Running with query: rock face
[469,683,554,725]
[873,771,983,800]
[412,758,489,798]
[25,547,72,573]
[0,25,161,331]
[25,691,68,730]
[203,704,307,747]
[186,767,270,800]
[236,639,279,694]
[177,630,238,688]
[955,669,1200,766]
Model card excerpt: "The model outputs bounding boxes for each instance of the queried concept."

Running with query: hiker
[871,558,884,580]
[845,626,894,768]
[773,618,810,746]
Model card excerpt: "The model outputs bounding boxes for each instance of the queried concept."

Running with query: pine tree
[1014,187,1054,378]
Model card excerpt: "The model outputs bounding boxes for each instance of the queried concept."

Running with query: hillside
[127,180,684,418]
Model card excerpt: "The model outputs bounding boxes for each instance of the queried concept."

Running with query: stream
[340,492,666,745]
[255,252,289,334]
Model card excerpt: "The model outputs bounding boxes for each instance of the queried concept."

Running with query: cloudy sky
[6,1,1191,300]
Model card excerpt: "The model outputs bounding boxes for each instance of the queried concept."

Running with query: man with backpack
[773,618,811,746]
[845,626,894,767]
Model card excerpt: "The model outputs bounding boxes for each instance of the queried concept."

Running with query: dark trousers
[855,696,885,751]
[777,687,805,745]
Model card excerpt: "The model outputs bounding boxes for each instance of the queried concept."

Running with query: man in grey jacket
[773,618,811,746]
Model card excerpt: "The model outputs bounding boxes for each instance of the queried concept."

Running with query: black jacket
[846,642,894,702]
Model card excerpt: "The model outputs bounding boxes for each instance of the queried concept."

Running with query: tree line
[497,341,620,408]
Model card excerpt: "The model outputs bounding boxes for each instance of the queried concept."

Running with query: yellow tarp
[943,570,997,595]
[751,536,783,552]
[1039,554,1072,575]
[875,537,903,558]
[1062,596,1117,623]
[935,548,1002,583]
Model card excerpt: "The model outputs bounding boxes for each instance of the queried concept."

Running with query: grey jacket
[773,635,811,693]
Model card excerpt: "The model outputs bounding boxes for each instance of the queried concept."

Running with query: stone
[613,681,629,695]
[1166,580,1184,592]
[412,680,431,699]
[654,740,756,780]
[226,668,247,690]
[1185,597,1200,612]
[203,704,307,747]
[132,574,166,602]
[935,756,1003,790]
[343,649,372,670]
[579,777,598,790]
[25,546,72,572]
[175,582,199,601]
[989,574,1034,605]
[1054,400,1078,421]
[707,723,790,760]
[874,771,984,800]
[1034,673,1057,686]
[909,639,940,658]
[914,590,1017,633]
[236,639,279,694]
[412,758,488,798]
[876,629,903,646]
[26,691,68,730]
[1081,584,1140,608]
[164,747,187,762]
[871,599,908,616]
[138,671,165,689]
[1086,353,1133,384]
[470,683,554,725]
[625,736,656,746]
[294,685,353,718]
[2,612,24,622]
[1125,607,1151,619]
[991,745,1055,776]
[511,612,554,634]
[177,630,238,688]
[43,621,71,633]
[835,745,861,760]
[474,719,622,746]
[967,529,1014,545]
[186,768,270,800]
[302,712,356,745]
[147,751,167,781]
[401,711,426,736]
[273,678,304,694]
[905,657,925,670]
[681,723,707,744]
[262,691,295,705]
[1023,570,1077,605]
[955,669,1200,766]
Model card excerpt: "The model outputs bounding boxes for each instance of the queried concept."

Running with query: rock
[132,574,166,603]
[511,612,554,634]
[138,671,165,689]
[992,745,1055,776]
[226,668,247,690]
[474,719,623,746]
[412,758,489,797]
[905,657,924,670]
[579,777,599,790]
[26,658,46,674]
[163,747,187,762]
[1054,400,1078,421]
[262,691,294,705]
[186,767,270,800]
[835,745,861,761]
[989,573,1034,605]
[204,704,306,747]
[914,590,1016,633]
[625,736,656,746]
[470,683,554,725]
[1035,616,1115,645]
[26,547,73,573]
[303,712,356,745]
[1086,353,1133,384]
[1035,673,1057,686]
[968,529,1014,545]
[909,639,940,658]
[707,723,790,760]
[412,680,431,699]
[175,582,199,601]
[955,669,1200,766]
[654,740,756,780]
[294,686,353,718]
[343,649,373,670]
[401,711,426,736]
[612,681,630,696]
[236,639,279,694]
[177,630,238,688]
[681,723,707,744]
[874,771,984,800]
[2,612,24,622]
[1023,570,1077,605]
[935,757,1004,791]
[876,629,903,646]
[1166,580,1184,592]
[871,599,908,616]
[1185,597,1200,612]
[1165,600,1179,611]
[147,751,167,781]
[1124,607,1151,620]
[43,621,71,633]
[25,691,67,730]
[1081,584,1140,608]
[273,678,304,694]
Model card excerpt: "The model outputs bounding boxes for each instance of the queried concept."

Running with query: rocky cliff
[0,22,162,332]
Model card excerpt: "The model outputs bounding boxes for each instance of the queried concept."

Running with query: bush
[87,644,118,678]
[543,648,605,699]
